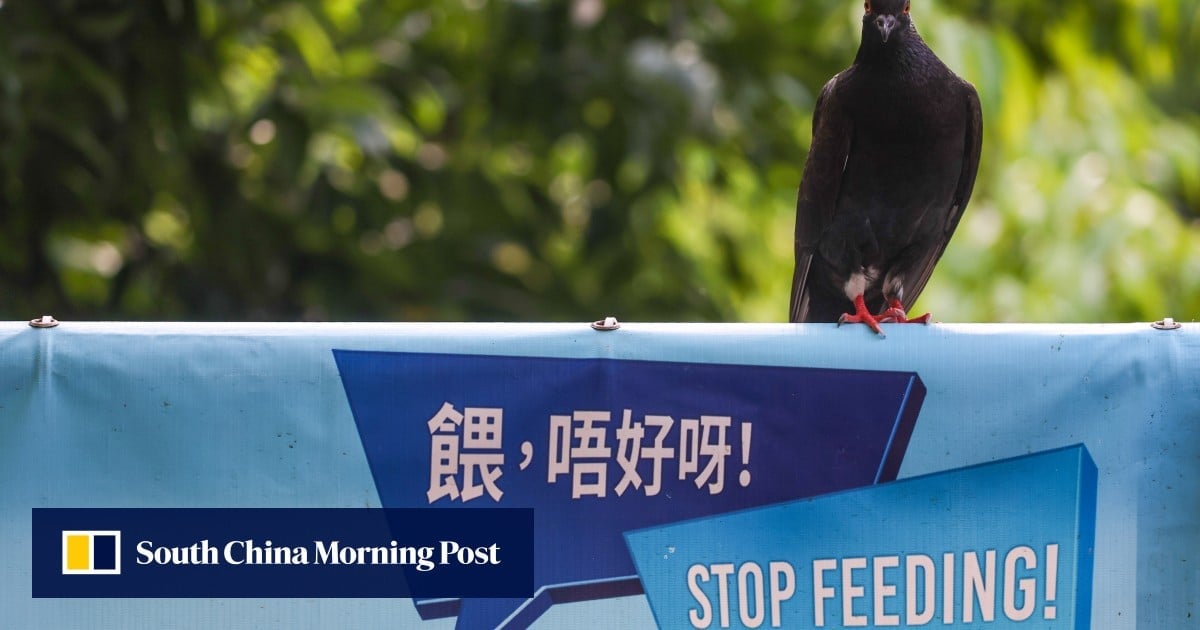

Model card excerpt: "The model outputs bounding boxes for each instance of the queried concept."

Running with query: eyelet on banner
[591,316,621,331]
[29,315,60,329]
[1152,317,1182,330]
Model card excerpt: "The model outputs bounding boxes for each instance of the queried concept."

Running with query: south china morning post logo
[128,537,497,571]
[61,530,121,575]
[32,508,533,598]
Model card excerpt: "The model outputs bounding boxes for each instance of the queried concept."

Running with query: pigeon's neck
[854,26,930,76]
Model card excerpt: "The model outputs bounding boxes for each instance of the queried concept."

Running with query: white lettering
[809,547,1058,626]
[942,551,955,624]
[439,540,500,566]
[905,554,935,624]
[135,540,218,565]
[710,563,735,628]
[812,558,837,626]
[688,564,713,629]
[314,540,438,571]
[224,540,244,565]
[737,562,765,628]
[689,561,794,628]
[963,549,996,623]
[768,561,795,628]
[872,555,900,626]
[841,557,868,627]
[136,540,154,565]
[1003,546,1037,621]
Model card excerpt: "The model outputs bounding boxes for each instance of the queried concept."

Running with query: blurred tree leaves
[0,0,1197,322]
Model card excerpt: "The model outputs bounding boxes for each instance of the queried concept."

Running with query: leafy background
[1,0,1197,323]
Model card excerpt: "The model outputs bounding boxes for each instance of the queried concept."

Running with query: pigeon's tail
[791,269,861,323]
[804,294,855,323]
[796,288,862,324]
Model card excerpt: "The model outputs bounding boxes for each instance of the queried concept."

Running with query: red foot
[876,299,931,324]
[838,295,885,337]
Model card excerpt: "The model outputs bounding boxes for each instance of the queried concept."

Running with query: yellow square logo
[61,531,121,575]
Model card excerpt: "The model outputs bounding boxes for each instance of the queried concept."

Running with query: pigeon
[789,0,982,336]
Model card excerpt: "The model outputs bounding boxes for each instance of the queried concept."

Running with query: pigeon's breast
[838,97,967,244]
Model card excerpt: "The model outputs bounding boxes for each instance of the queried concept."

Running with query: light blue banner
[1,321,1197,628]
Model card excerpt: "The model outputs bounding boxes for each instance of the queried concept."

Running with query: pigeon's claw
[877,299,931,324]
[903,312,933,325]
[838,295,886,338]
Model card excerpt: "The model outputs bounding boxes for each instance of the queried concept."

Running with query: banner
[1,321,1197,628]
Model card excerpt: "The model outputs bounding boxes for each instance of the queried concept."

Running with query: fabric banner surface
[0,321,1195,628]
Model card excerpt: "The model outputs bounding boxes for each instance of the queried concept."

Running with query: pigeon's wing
[790,74,854,323]
[899,81,983,312]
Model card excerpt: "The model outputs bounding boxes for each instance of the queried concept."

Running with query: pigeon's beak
[875,14,897,43]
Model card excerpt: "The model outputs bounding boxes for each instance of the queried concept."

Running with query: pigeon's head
[862,0,913,45]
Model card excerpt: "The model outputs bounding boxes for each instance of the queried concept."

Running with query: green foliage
[1,0,1197,322]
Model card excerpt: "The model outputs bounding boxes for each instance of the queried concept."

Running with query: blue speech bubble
[334,351,926,628]
[626,445,1097,629]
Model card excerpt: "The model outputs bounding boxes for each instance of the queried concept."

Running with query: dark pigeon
[789,0,983,336]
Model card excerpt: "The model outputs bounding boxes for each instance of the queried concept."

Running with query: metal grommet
[1152,317,1181,330]
[29,315,60,329]
[591,316,621,331]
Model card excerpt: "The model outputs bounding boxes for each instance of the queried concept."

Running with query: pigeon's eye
[864,1,871,13]
[903,2,910,14]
